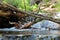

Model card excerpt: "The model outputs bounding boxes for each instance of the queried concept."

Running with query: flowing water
[0,20,60,40]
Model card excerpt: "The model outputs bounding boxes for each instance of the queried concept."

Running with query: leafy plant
[3,0,38,12]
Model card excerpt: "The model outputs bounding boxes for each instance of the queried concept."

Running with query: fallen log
[1,2,60,23]
[0,2,60,29]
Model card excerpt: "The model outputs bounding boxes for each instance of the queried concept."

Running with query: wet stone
[31,20,60,29]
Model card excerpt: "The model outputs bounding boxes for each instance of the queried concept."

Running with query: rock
[31,20,60,29]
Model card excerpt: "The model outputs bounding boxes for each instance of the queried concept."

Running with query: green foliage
[2,0,60,12]
[54,0,60,12]
[32,4,38,10]
[3,0,38,12]
[44,0,50,2]
[3,0,18,7]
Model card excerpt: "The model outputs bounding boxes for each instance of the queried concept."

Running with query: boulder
[31,20,60,29]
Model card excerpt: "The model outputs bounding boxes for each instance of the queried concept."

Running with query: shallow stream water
[0,20,60,40]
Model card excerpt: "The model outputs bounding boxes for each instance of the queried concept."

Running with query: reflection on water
[0,30,60,40]
[2,35,60,40]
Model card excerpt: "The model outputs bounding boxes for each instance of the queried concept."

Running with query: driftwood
[0,2,60,29]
